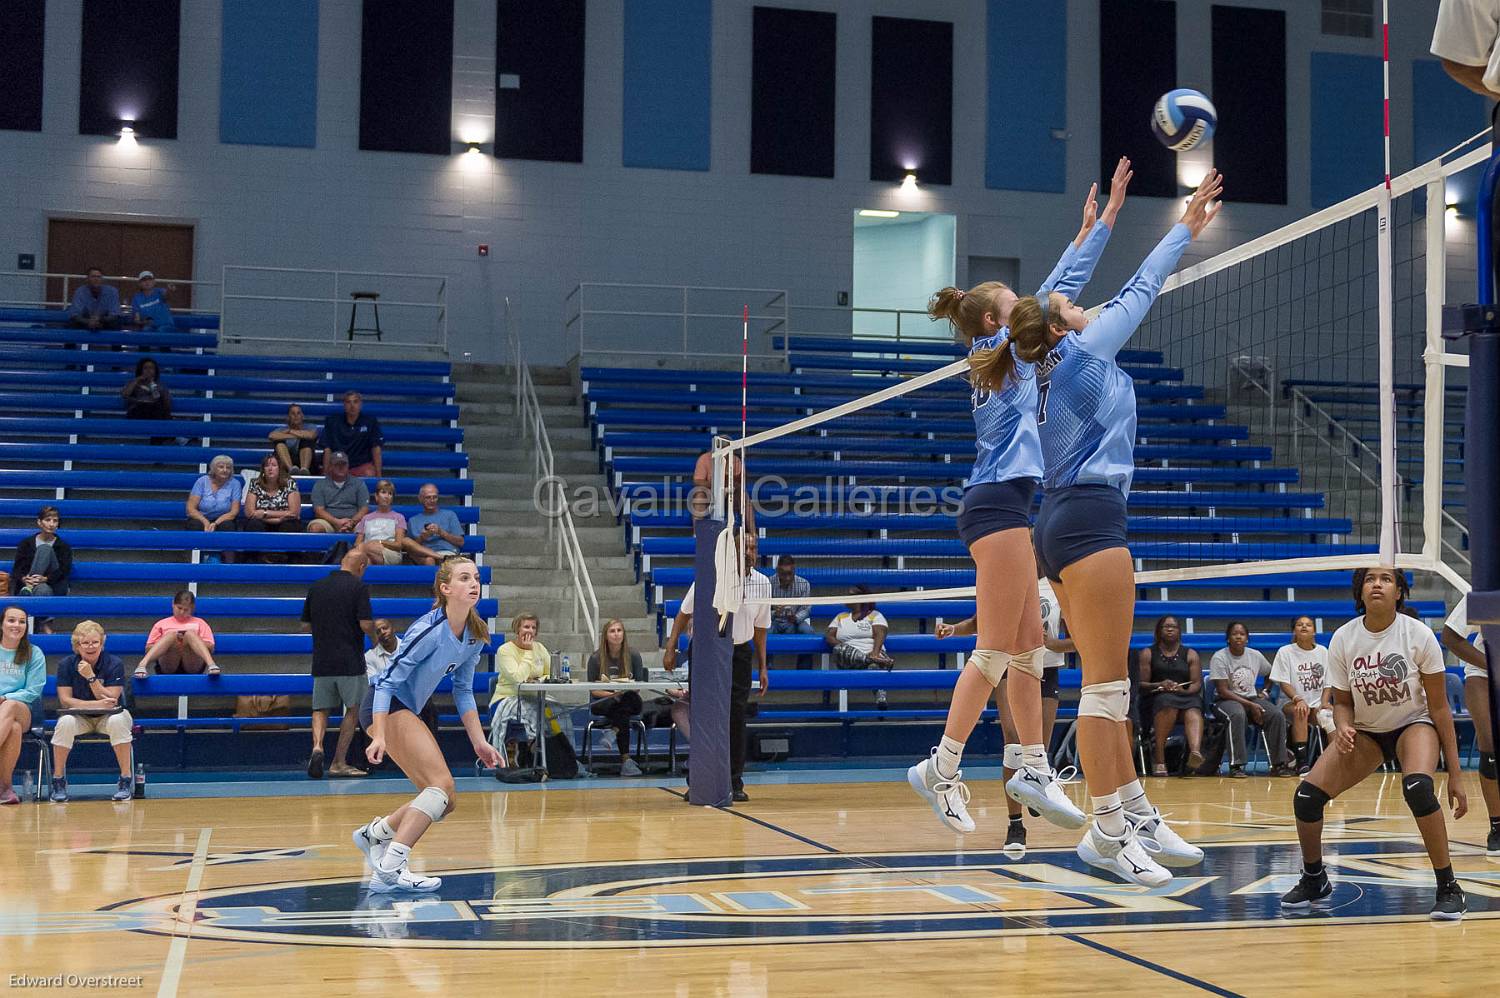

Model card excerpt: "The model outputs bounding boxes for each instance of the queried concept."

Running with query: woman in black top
[588,618,648,776]
[120,356,173,444]
[1137,615,1205,776]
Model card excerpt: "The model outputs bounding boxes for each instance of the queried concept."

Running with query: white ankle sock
[1021,744,1048,771]
[369,817,395,843]
[936,736,965,779]
[1120,780,1151,815]
[1002,743,1024,770]
[378,841,410,873]
[1093,792,1127,837]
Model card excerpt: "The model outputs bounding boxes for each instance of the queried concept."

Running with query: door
[46,219,195,310]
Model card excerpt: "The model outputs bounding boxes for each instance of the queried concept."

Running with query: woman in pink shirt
[134,590,219,678]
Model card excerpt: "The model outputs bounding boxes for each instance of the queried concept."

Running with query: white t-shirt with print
[1209,647,1273,699]
[1326,613,1446,733]
[1431,0,1500,93]
[1269,642,1330,708]
[1038,578,1065,670]
[829,610,889,655]
[1444,595,1490,681]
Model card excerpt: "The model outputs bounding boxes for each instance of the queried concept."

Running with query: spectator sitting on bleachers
[66,268,122,330]
[11,504,72,599]
[186,455,242,564]
[364,618,397,680]
[307,452,369,538]
[120,356,173,434]
[242,453,303,563]
[1271,614,1334,775]
[1210,621,1292,778]
[49,620,133,803]
[269,403,318,476]
[128,271,175,331]
[488,613,551,758]
[0,605,46,804]
[825,585,894,708]
[321,391,383,477]
[1137,615,1205,776]
[134,590,220,678]
[770,554,816,670]
[406,483,465,564]
[588,618,648,777]
[356,480,441,566]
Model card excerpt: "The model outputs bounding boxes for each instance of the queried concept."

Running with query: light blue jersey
[966,221,1113,487]
[1037,223,1192,495]
[370,607,484,717]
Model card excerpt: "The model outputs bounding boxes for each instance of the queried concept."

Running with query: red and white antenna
[1376,0,1397,563]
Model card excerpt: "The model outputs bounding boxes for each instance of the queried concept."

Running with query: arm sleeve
[586,653,601,682]
[632,652,647,681]
[1208,650,1228,680]
[1077,223,1192,360]
[12,538,32,582]
[794,578,812,623]
[681,583,695,616]
[450,650,478,717]
[371,417,385,447]
[373,619,442,712]
[356,585,373,623]
[197,619,215,643]
[1269,651,1289,684]
[1431,0,1498,64]
[1326,633,1350,691]
[1038,240,1080,295]
[1045,221,1113,301]
[1415,623,1447,675]
[50,537,73,584]
[496,643,530,689]
[66,287,86,319]
[10,648,47,704]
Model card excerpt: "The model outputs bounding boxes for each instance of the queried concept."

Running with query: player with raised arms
[1282,567,1469,919]
[908,157,1132,836]
[1001,171,1223,886]
[352,556,502,891]
[1440,594,1500,855]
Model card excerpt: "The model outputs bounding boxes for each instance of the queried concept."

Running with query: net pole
[1421,176,1448,567]
[1376,0,1397,563]
[741,304,749,560]
[1472,147,1500,783]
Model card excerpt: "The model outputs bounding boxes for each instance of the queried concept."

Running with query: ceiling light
[859,209,901,218]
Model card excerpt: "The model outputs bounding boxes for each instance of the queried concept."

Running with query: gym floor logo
[65,840,1498,949]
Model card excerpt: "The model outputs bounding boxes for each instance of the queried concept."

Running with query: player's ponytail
[929,280,1010,348]
[967,337,1018,392]
[432,557,490,645]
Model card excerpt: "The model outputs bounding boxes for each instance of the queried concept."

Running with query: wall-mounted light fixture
[858,209,901,218]
[901,171,918,191]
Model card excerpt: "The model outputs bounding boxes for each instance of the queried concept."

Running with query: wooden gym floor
[2,771,1497,997]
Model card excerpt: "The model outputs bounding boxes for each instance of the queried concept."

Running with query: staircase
[453,363,659,665]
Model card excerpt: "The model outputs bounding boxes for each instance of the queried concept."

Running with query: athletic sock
[1120,779,1151,816]
[1093,792,1127,837]
[936,735,965,780]
[1291,741,1307,765]
[378,842,411,873]
[1009,815,1025,830]
[369,817,395,843]
[1021,744,1048,771]
[1490,816,1500,834]
[1434,864,1457,887]
[1302,860,1325,879]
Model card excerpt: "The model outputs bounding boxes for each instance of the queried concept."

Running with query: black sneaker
[1431,881,1467,921]
[1487,827,1500,858]
[308,749,325,779]
[732,788,750,803]
[49,778,68,803]
[1229,766,1248,779]
[1280,873,1331,912]
[1003,821,1027,856]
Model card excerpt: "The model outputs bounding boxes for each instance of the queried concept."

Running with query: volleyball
[1151,88,1217,151]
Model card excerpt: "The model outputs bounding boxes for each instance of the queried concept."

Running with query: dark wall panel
[359,0,453,155]
[1098,0,1175,197]
[78,0,180,138]
[496,0,585,163]
[871,16,952,186]
[751,7,836,178]
[1212,5,1286,204]
[0,0,45,132]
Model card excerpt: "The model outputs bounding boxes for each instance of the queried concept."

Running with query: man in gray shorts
[301,548,376,777]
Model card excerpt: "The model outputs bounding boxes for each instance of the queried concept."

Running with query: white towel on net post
[712,521,744,635]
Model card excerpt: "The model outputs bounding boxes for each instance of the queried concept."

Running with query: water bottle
[22,770,33,803]
[561,654,572,683]
[134,763,147,799]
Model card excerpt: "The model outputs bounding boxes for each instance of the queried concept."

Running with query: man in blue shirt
[66,268,122,329]
[406,483,464,564]
[321,391,384,476]
[129,271,176,331]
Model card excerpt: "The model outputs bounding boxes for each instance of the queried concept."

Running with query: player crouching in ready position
[1282,567,1469,920]
[353,556,502,891]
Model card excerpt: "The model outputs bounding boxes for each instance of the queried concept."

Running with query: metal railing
[506,297,599,639]
[565,282,787,362]
[220,265,448,350]
[0,269,221,313]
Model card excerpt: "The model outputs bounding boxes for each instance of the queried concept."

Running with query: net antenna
[1376,0,1397,563]
[709,306,752,633]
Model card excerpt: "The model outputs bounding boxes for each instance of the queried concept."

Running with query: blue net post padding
[688,516,733,807]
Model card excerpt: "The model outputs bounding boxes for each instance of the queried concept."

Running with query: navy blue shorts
[1041,666,1060,701]
[358,684,415,730]
[1033,484,1128,581]
[956,478,1038,548]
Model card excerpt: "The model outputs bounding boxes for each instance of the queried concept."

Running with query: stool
[347,291,383,341]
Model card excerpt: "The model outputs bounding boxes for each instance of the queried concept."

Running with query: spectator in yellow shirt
[488,613,551,755]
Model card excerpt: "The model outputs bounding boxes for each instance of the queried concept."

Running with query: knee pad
[1003,743,1024,769]
[1480,752,1497,781]
[411,786,451,823]
[1315,708,1336,735]
[1402,773,1440,818]
[966,649,1011,685]
[1009,647,1045,680]
[1078,680,1131,722]
[1293,781,1331,823]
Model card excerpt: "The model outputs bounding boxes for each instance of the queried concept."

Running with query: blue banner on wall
[221,0,318,148]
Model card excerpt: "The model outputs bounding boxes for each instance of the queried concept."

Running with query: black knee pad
[1293,781,1331,823]
[1402,773,1440,818]
[1481,752,1497,781]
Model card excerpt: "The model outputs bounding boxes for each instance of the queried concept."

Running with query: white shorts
[52,711,134,748]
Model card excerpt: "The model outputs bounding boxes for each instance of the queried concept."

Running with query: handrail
[0,269,220,312]
[566,282,788,363]
[506,297,599,641]
[220,264,448,351]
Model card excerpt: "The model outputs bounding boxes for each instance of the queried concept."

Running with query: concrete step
[457,382,576,405]
[479,524,624,545]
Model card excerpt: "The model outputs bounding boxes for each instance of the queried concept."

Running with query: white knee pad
[411,786,450,823]
[1009,647,1045,679]
[1316,708,1336,735]
[1003,743,1024,769]
[966,649,1011,685]
[1078,680,1131,722]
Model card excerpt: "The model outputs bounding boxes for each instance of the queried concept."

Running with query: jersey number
[1037,382,1051,425]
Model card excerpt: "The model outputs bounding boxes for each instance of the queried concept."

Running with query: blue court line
[659,787,843,854]
[1063,933,1246,997]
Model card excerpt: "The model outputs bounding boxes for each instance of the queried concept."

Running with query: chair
[21,701,50,801]
[346,291,383,341]
[582,716,649,771]
[1204,676,1273,774]
[36,674,140,802]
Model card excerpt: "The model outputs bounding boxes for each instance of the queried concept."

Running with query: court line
[659,787,842,854]
[1062,933,1245,997]
[156,827,212,998]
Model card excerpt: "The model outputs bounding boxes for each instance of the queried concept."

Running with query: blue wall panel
[1309,53,1383,209]
[985,0,1065,192]
[623,0,711,170]
[1412,60,1487,165]
[220,0,318,148]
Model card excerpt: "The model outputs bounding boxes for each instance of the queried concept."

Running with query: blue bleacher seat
[0,319,217,343]
[626,510,1352,537]
[0,470,473,497]
[0,416,462,446]
[0,441,468,470]
[11,595,499,619]
[767,334,1164,367]
[68,562,489,585]
[0,369,454,399]
[615,482,1326,510]
[610,456,1301,485]
[639,535,1375,563]
[0,527,484,554]
[0,497,480,525]
[659,598,1446,622]
[0,346,447,377]
[0,392,461,421]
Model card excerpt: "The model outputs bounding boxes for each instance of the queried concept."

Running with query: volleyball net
[700,132,1488,610]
